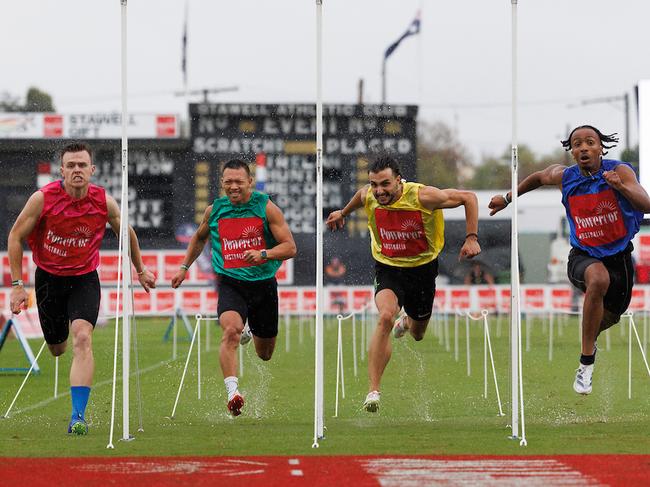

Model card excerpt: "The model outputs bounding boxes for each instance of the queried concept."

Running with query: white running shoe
[573,363,594,395]
[240,323,252,346]
[393,312,407,339]
[363,390,381,413]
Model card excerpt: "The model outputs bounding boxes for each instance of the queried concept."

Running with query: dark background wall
[0,103,512,285]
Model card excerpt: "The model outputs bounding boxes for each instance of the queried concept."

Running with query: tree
[466,144,563,189]
[0,87,55,112]
[25,87,55,112]
[466,154,510,189]
[417,121,473,189]
[621,145,639,166]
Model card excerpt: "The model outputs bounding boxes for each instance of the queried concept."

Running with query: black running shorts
[374,259,438,321]
[34,267,101,345]
[216,274,279,339]
[567,244,635,318]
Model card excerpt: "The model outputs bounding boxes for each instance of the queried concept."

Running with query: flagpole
[381,58,387,105]
[381,11,420,106]
[182,0,189,137]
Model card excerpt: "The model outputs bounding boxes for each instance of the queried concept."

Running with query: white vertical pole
[128,274,144,433]
[172,310,178,360]
[643,311,648,355]
[444,312,450,351]
[339,326,345,399]
[454,312,459,362]
[548,312,554,361]
[509,0,525,443]
[53,356,59,399]
[334,317,342,417]
[197,317,201,399]
[106,196,124,448]
[119,0,132,443]
[352,315,358,377]
[360,306,366,361]
[484,317,488,398]
[628,315,632,399]
[312,0,325,448]
[466,315,471,376]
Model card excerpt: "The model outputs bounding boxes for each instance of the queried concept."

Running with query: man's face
[368,168,402,206]
[570,128,603,171]
[221,167,253,204]
[61,150,94,188]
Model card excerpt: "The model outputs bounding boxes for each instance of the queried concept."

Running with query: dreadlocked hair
[561,125,619,155]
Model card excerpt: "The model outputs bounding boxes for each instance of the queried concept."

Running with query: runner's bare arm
[171,205,212,288]
[243,201,297,265]
[326,185,369,231]
[605,165,650,213]
[265,201,297,260]
[106,195,156,292]
[489,164,566,216]
[419,186,480,260]
[8,191,44,313]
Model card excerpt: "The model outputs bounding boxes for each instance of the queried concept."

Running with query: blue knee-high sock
[70,386,91,421]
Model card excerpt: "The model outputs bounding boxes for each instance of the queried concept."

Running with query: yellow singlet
[364,181,444,267]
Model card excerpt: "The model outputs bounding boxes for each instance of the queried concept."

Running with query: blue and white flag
[384,10,421,60]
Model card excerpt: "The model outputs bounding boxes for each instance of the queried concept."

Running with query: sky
[3,0,650,163]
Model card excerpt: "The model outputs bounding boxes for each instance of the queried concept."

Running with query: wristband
[180,264,190,271]
[340,209,347,218]
[503,192,511,205]
[12,279,24,287]
[465,233,479,241]
[137,268,146,276]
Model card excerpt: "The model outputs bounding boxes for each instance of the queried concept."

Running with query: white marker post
[312,0,325,448]
[509,0,526,446]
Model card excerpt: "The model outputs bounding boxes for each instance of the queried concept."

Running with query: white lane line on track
[10,359,174,417]
[359,458,603,486]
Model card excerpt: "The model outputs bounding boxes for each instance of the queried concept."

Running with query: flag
[384,10,420,60]
[181,2,188,86]
[255,153,267,191]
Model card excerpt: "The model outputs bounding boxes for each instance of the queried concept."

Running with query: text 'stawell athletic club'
[43,226,93,258]
[218,217,267,268]
[569,190,627,247]
[374,209,428,257]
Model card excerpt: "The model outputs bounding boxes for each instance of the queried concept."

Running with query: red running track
[1,454,649,486]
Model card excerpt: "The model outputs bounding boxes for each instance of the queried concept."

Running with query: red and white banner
[0,113,179,139]
[4,284,650,322]
[1,251,293,287]
[2,249,650,316]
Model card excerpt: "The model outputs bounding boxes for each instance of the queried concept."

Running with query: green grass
[1,313,650,457]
